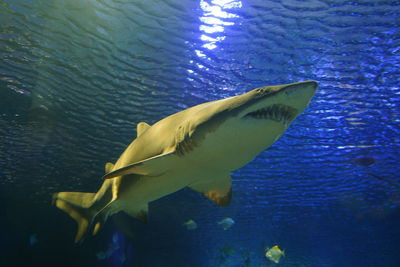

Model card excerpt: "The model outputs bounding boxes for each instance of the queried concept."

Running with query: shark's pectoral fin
[137,122,151,137]
[105,162,114,173]
[102,151,176,179]
[122,204,149,224]
[189,174,232,206]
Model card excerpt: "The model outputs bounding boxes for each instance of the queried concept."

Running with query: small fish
[182,219,197,230]
[96,251,107,260]
[353,157,377,166]
[218,217,235,230]
[216,245,235,264]
[218,245,235,257]
[265,245,285,264]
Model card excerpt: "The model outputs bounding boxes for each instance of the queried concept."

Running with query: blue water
[1,0,399,266]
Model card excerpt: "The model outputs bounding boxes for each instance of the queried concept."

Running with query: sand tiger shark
[53,81,318,242]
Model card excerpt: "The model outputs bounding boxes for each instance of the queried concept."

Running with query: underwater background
[1,0,399,266]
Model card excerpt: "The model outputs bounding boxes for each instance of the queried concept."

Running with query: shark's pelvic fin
[137,122,151,137]
[188,174,232,206]
[105,162,114,173]
[122,204,149,224]
[102,151,176,179]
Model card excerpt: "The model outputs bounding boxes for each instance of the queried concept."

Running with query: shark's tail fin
[53,191,106,243]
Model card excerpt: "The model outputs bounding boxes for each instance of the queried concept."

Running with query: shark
[53,80,318,242]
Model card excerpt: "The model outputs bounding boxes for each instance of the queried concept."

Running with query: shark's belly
[117,168,197,205]
[188,120,286,171]
[112,120,286,211]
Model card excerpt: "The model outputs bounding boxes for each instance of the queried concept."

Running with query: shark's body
[53,81,318,242]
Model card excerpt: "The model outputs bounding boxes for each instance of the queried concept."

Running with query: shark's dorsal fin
[137,122,151,137]
[105,162,114,173]
[188,174,232,206]
[102,151,176,179]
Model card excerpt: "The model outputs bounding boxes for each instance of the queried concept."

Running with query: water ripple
[1,0,400,266]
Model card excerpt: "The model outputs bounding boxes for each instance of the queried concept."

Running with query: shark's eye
[255,87,273,96]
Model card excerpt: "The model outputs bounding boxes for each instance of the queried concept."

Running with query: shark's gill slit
[244,104,298,124]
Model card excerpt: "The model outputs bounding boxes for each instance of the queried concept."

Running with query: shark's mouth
[244,104,298,125]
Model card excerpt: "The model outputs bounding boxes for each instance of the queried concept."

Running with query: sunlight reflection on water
[198,0,242,51]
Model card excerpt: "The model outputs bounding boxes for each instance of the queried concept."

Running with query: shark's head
[168,81,318,169]
[237,81,318,127]
[190,80,318,168]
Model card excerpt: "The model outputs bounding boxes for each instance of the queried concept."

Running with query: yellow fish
[182,219,197,230]
[265,245,285,264]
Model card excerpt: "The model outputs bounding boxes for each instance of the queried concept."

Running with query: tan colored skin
[54,81,318,242]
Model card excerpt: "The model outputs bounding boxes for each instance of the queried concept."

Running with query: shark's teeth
[244,104,297,125]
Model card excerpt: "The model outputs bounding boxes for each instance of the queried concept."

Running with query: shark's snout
[282,80,318,112]
[283,80,318,98]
